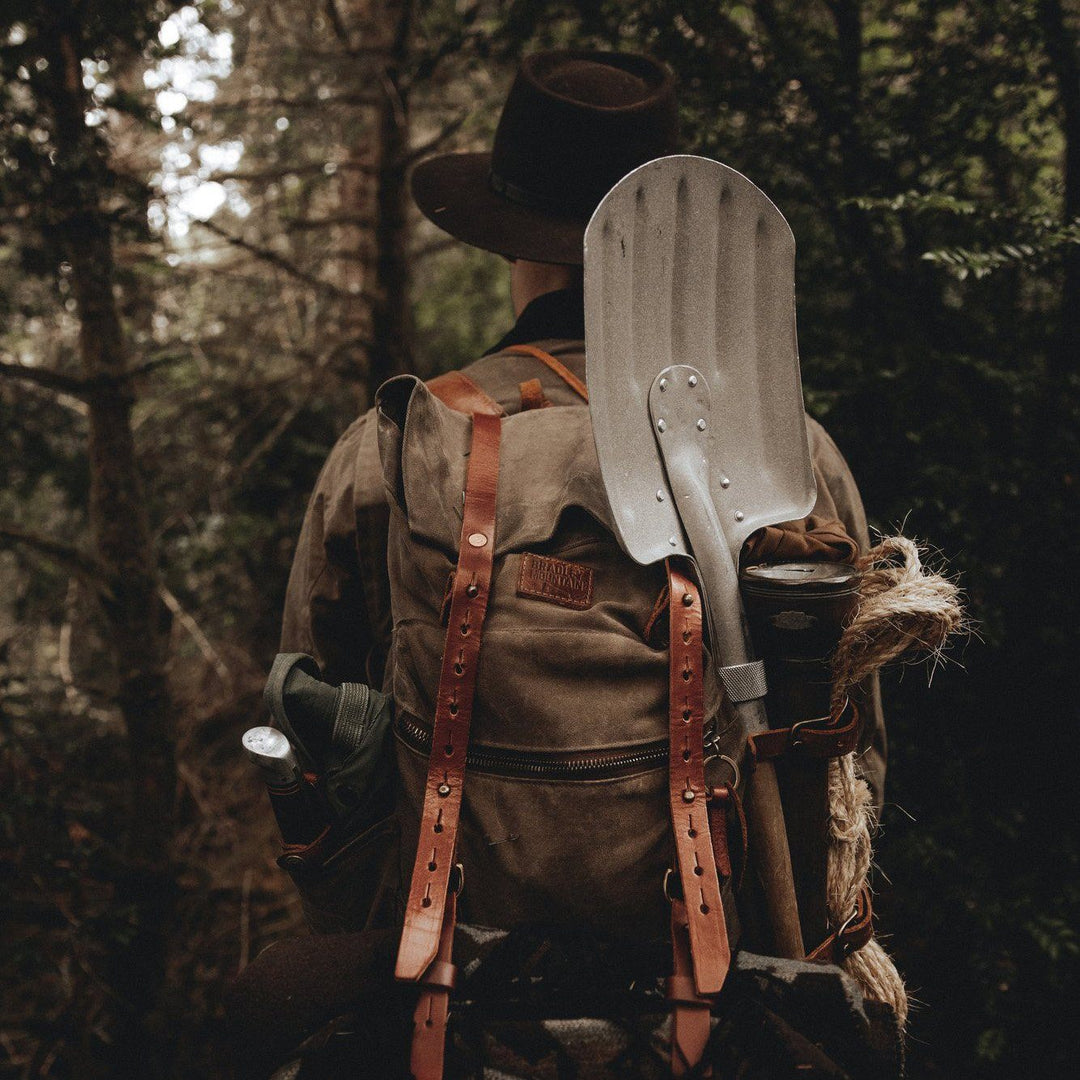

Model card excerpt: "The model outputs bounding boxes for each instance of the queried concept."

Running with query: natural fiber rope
[825,536,966,1026]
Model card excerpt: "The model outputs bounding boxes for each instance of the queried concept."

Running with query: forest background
[1,1,1077,1077]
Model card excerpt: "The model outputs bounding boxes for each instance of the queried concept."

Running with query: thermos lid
[740,561,860,597]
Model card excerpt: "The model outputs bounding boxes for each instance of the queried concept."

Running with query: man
[242,49,897,1080]
[280,50,885,811]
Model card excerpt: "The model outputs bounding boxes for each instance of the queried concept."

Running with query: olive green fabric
[280,341,887,939]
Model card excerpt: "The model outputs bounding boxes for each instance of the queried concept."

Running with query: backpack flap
[377,374,615,559]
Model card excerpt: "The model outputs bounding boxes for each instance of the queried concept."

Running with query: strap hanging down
[668,898,714,1077]
[667,561,730,997]
[396,411,501,1079]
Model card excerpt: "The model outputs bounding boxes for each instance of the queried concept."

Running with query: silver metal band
[718,660,768,703]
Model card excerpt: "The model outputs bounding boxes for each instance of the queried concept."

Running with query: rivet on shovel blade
[659,378,668,392]
[656,490,665,502]
[697,419,706,431]
[657,418,667,433]
[734,511,744,522]
[669,536,678,546]
[721,476,731,488]
[688,374,698,387]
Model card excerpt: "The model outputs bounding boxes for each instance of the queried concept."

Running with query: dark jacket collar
[484,286,585,355]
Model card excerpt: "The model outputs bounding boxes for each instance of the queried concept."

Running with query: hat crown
[533,56,653,108]
[490,51,678,220]
[410,50,678,264]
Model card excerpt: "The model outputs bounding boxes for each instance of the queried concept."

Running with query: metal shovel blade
[584,155,815,566]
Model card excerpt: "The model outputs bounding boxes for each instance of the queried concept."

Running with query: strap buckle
[663,867,682,903]
[788,696,851,750]
[448,862,465,896]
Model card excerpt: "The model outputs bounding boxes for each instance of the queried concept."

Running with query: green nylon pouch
[265,652,396,832]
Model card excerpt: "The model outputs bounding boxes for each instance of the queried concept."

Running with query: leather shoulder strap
[396,409,500,983]
[668,561,730,998]
[502,344,589,402]
[426,369,506,416]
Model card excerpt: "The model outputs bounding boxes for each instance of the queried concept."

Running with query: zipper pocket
[396,714,668,780]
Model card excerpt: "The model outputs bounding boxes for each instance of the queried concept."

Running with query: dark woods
[1,1,1077,1077]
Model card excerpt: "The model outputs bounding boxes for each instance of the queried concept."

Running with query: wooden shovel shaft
[746,753,806,958]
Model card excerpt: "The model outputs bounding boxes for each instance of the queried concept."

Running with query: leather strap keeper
[419,959,458,992]
[748,698,861,763]
[806,885,874,964]
[665,974,711,1007]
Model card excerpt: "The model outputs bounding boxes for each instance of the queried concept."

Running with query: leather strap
[706,785,748,892]
[748,699,861,763]
[503,344,589,402]
[396,411,501,982]
[668,562,730,997]
[806,885,874,964]
[518,377,550,411]
[667,898,713,1077]
[427,369,506,417]
[409,890,458,1080]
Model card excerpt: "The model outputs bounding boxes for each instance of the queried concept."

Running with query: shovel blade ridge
[585,155,816,567]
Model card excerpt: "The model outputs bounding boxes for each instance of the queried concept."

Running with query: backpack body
[377,370,736,944]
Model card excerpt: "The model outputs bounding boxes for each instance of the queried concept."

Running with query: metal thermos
[740,560,861,947]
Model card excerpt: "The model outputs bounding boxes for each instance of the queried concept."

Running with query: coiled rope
[827,536,966,1024]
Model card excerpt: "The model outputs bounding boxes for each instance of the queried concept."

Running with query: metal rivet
[468,532,487,548]
[669,535,678,547]
[438,783,451,797]
[696,418,706,431]
[734,511,745,522]
[656,418,667,433]
[682,789,696,803]
[720,476,730,488]
[659,377,668,392]
[688,374,698,387]
[656,490,665,502]
[682,593,694,607]
[466,584,478,597]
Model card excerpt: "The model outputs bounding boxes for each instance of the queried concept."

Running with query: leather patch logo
[517,553,594,610]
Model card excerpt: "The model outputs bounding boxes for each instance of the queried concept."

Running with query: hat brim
[411,152,587,265]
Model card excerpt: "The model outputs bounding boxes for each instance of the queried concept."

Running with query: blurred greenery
[2,0,1078,1077]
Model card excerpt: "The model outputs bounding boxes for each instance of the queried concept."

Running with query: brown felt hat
[411,51,678,265]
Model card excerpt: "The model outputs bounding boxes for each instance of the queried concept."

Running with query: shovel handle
[745,748,806,959]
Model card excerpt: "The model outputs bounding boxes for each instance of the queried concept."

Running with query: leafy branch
[846,190,1080,279]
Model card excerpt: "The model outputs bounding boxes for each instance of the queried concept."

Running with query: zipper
[396,714,668,780]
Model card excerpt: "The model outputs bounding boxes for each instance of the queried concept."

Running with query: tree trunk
[41,10,176,1073]
[1038,0,1080,372]
[369,0,416,385]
